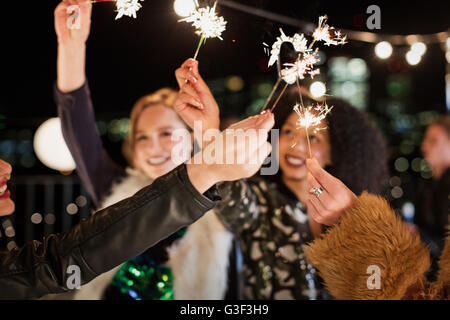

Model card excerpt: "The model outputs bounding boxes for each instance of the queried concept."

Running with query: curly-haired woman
[174,64,389,299]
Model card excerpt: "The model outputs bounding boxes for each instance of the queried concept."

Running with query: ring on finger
[309,187,324,198]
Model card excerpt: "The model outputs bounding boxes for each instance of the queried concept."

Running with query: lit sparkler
[268,28,308,67]
[90,0,144,20]
[261,14,344,140]
[280,50,321,84]
[311,15,347,47]
[293,103,333,158]
[179,1,227,60]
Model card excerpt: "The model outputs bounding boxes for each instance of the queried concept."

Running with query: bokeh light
[173,0,196,17]
[226,75,244,92]
[406,50,421,65]
[375,41,393,59]
[66,203,78,215]
[394,157,409,172]
[411,42,426,56]
[309,81,326,98]
[34,118,76,172]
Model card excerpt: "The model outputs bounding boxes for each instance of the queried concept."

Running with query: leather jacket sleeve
[0,164,220,299]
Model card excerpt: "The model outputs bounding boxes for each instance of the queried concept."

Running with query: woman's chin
[0,199,15,216]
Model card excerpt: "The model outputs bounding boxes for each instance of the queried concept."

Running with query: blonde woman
[53,0,234,300]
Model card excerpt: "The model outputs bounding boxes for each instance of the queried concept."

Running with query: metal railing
[1,174,93,249]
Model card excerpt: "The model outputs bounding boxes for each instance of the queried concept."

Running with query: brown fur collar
[304,192,431,299]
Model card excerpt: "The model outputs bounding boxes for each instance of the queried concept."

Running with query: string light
[375,41,393,59]
[406,50,421,66]
[411,42,427,56]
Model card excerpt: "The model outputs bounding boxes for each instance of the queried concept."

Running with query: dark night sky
[0,0,448,131]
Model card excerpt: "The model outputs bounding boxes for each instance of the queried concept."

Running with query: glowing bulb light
[375,41,393,59]
[406,50,421,65]
[173,0,196,17]
[310,81,326,98]
[411,42,426,56]
[34,118,76,172]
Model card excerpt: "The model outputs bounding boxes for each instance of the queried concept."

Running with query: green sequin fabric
[108,229,187,300]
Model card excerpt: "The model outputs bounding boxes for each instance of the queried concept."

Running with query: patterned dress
[215,176,329,300]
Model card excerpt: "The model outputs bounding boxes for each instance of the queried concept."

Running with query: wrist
[186,162,219,194]
[57,43,86,93]
[58,41,87,53]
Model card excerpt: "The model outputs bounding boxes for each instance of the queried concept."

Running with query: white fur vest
[72,168,234,300]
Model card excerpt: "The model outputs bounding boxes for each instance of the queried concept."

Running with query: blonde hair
[122,88,179,164]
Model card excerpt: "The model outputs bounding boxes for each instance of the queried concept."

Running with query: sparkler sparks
[293,103,333,157]
[293,103,333,133]
[180,2,227,40]
[268,29,308,67]
[280,50,321,84]
[312,15,347,46]
[260,15,345,143]
[90,0,144,20]
[115,0,143,20]
[179,1,227,59]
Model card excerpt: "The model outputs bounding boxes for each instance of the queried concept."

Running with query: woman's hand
[174,59,220,132]
[55,0,92,46]
[55,0,92,93]
[187,111,274,194]
[306,158,357,226]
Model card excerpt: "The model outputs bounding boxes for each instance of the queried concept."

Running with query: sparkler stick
[270,82,289,112]
[193,34,206,60]
[262,15,345,139]
[259,77,281,113]
[295,76,312,158]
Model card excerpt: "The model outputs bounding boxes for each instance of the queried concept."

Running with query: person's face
[0,159,14,216]
[421,124,450,169]
[132,105,191,179]
[279,111,332,181]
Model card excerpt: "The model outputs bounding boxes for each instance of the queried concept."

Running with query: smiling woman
[53,0,234,301]
[0,155,224,299]
[0,159,14,216]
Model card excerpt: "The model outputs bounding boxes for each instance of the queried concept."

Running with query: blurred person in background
[412,115,450,281]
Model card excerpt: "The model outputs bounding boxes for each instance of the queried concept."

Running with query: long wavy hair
[272,88,389,195]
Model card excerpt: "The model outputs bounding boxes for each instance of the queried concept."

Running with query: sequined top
[105,229,186,300]
[215,176,326,300]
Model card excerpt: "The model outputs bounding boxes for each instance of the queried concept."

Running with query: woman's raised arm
[54,0,125,207]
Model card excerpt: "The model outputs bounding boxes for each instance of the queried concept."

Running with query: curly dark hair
[271,88,389,195]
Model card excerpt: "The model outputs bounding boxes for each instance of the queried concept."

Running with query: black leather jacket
[0,164,219,299]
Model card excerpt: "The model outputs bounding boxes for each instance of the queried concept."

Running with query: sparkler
[261,16,346,114]
[311,15,347,48]
[90,0,144,20]
[179,1,227,60]
[293,103,333,158]
[261,16,345,158]
[280,50,321,84]
[268,28,308,67]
